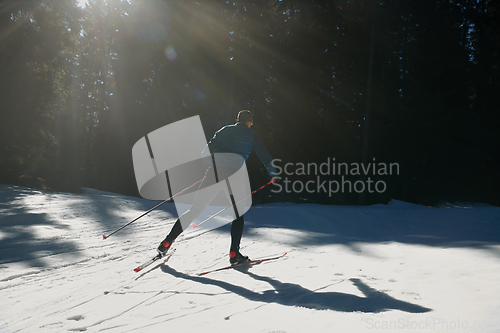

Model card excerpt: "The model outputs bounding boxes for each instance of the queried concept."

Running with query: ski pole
[102,178,204,239]
[191,178,278,230]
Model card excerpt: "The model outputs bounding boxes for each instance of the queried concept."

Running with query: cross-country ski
[197,252,287,276]
[133,249,175,273]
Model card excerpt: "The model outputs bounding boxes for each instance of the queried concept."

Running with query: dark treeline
[0,0,499,206]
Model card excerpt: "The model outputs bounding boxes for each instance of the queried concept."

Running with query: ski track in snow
[1,184,500,332]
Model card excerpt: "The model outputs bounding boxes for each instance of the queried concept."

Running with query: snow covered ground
[1,184,500,332]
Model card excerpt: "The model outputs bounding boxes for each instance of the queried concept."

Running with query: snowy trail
[1,184,500,332]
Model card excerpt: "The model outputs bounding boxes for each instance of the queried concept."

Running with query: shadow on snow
[2,183,499,267]
[0,185,177,267]
[245,202,500,255]
[161,265,432,314]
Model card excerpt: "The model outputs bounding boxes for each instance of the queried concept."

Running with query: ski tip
[133,267,142,272]
[102,234,108,240]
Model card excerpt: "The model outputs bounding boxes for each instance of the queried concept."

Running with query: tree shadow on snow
[0,185,178,268]
[161,265,431,313]
[245,202,500,255]
[0,185,81,267]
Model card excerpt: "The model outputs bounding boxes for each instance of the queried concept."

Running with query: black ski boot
[157,238,173,256]
[229,248,250,265]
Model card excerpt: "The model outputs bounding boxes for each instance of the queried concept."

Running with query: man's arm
[207,132,219,154]
[201,131,219,168]
[252,134,277,176]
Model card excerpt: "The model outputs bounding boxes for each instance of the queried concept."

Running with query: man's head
[236,110,253,128]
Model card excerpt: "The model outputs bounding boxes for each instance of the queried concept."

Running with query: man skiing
[157,110,276,264]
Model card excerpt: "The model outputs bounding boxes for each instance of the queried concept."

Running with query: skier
[157,110,277,264]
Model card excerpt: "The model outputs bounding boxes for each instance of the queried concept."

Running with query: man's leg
[229,215,250,264]
[158,167,219,254]
[230,214,244,251]
[159,189,217,248]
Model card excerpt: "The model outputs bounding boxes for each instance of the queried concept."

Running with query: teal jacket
[204,123,276,176]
